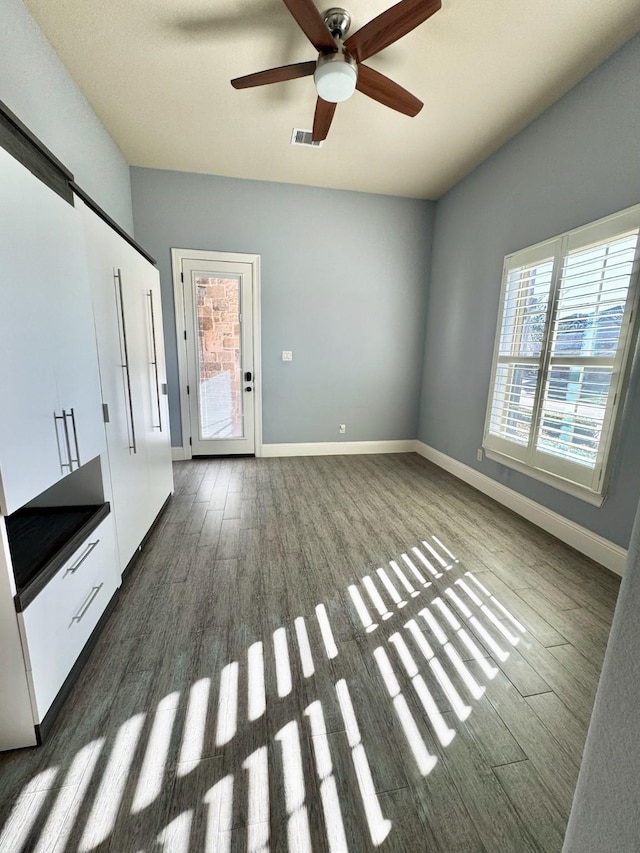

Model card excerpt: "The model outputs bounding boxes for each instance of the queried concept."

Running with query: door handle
[244,371,252,382]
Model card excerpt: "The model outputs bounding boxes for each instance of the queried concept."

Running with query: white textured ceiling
[23,0,640,199]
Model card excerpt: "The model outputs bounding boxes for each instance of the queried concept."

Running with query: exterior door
[181,258,255,455]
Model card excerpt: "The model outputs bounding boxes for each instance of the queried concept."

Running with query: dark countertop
[6,502,110,611]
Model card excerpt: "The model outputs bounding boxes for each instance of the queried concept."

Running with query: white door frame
[171,248,263,459]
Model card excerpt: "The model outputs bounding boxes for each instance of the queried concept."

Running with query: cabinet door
[0,148,78,514]
[134,254,174,526]
[81,204,149,571]
[53,201,106,471]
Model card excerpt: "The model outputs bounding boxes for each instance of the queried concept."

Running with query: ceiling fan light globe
[314,62,357,103]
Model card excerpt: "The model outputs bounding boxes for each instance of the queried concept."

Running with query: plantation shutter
[484,239,558,465]
[484,206,640,499]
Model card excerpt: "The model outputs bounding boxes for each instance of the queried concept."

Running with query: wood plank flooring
[0,453,621,852]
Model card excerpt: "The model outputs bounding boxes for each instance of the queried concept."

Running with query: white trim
[171,248,263,460]
[261,440,415,458]
[414,441,627,576]
[171,446,186,462]
[484,449,605,506]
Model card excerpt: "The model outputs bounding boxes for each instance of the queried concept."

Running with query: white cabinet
[79,201,173,572]
[0,142,172,751]
[18,513,119,722]
[0,147,104,515]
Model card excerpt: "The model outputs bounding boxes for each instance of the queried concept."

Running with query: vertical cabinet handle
[147,289,163,431]
[54,411,72,473]
[64,408,81,468]
[114,269,137,454]
[54,409,81,473]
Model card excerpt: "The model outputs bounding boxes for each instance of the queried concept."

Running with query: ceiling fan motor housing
[322,8,352,39]
[314,48,358,102]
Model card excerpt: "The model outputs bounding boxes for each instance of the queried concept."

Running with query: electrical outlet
[339,424,346,434]
[477,448,484,462]
[282,350,293,361]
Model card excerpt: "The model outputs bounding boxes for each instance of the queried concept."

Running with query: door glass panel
[195,275,243,439]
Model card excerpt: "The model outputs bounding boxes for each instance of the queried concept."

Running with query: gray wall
[418,33,640,548]
[130,168,434,447]
[0,0,133,232]
[562,492,640,851]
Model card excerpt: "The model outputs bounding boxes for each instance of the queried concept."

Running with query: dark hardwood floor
[0,454,621,852]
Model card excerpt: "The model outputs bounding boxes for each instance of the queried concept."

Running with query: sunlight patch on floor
[306,700,349,853]
[79,712,146,851]
[389,632,455,747]
[177,678,211,772]
[0,768,59,851]
[247,643,266,723]
[376,567,406,608]
[36,742,103,853]
[411,546,441,579]
[204,774,233,850]
[389,560,419,598]
[294,617,315,678]
[348,584,378,633]
[274,627,293,698]
[215,663,239,747]
[315,604,339,659]
[373,647,438,776]
[132,693,180,813]
[276,720,312,853]
[362,574,393,621]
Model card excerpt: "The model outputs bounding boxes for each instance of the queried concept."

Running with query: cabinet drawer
[18,514,119,721]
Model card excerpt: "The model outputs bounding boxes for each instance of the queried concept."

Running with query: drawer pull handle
[64,540,100,577]
[71,584,103,624]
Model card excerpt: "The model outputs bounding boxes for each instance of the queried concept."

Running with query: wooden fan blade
[282,0,337,51]
[356,64,423,117]
[231,61,316,89]
[344,0,441,63]
[312,97,336,142]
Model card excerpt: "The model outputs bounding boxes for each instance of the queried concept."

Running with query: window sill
[483,449,606,507]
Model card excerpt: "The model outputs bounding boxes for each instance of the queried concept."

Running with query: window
[483,205,640,505]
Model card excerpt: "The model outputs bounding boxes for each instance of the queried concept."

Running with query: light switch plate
[282,350,293,361]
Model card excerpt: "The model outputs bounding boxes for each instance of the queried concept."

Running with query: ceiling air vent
[290,128,323,148]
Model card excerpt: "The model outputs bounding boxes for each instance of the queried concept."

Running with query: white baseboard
[261,440,415,458]
[414,441,627,576]
[171,446,187,462]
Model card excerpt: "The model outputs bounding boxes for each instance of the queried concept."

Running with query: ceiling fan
[231,0,441,142]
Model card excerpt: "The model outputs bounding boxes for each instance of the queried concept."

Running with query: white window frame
[483,205,640,506]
